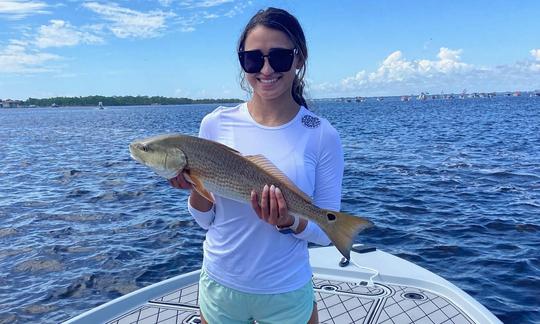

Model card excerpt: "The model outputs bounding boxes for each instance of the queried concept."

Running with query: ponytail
[292,74,307,108]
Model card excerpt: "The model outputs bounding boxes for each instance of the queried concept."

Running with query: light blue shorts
[198,269,314,324]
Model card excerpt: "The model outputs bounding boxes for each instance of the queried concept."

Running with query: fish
[129,133,373,259]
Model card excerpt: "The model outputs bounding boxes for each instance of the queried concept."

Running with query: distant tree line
[23,96,243,107]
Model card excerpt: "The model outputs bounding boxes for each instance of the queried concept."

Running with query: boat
[98,102,104,110]
[64,245,502,324]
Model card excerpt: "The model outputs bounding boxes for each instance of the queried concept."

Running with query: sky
[1,0,539,100]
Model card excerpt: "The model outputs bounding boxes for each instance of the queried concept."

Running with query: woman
[170,7,344,324]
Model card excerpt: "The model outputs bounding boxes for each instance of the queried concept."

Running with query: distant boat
[376,97,384,101]
[417,92,427,100]
[51,103,59,107]
[355,96,366,102]
[512,91,521,97]
[400,96,410,102]
[98,102,104,109]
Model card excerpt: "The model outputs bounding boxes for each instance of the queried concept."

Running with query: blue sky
[1,0,539,100]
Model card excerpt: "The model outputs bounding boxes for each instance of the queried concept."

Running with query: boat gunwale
[63,270,201,324]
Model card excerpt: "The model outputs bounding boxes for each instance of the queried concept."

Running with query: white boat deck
[107,276,474,324]
[66,245,501,324]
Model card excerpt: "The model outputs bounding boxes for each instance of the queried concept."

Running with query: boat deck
[67,246,500,324]
[107,275,474,324]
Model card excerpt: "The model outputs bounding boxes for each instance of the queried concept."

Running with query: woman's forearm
[189,190,213,212]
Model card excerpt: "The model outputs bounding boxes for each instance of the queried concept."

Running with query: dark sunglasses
[238,48,298,73]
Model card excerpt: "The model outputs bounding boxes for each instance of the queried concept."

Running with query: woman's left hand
[250,184,294,227]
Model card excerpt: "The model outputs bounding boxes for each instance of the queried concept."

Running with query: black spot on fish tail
[326,213,337,222]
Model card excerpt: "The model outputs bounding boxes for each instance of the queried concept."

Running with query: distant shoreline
[1,91,539,108]
[0,96,243,109]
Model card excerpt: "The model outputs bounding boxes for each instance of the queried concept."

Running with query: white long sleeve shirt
[188,102,344,294]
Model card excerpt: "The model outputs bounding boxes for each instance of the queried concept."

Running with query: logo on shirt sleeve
[301,115,321,129]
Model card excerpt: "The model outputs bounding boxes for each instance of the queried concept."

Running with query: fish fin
[245,154,312,202]
[184,173,215,203]
[317,210,374,260]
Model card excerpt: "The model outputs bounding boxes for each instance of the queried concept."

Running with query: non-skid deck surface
[107,277,475,324]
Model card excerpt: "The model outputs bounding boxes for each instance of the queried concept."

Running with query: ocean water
[0,97,539,323]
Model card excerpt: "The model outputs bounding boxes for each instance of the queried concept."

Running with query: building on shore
[0,99,24,108]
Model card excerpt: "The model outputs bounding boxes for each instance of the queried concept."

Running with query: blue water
[0,97,539,323]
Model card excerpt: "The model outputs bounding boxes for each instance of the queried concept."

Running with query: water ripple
[1,99,539,323]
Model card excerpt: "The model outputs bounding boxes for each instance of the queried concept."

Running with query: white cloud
[0,40,60,73]
[313,48,540,97]
[83,2,174,39]
[176,0,248,21]
[338,47,472,92]
[530,49,540,61]
[158,0,174,6]
[172,11,219,32]
[180,0,233,8]
[224,1,250,18]
[361,47,471,84]
[0,0,49,19]
[0,18,103,74]
[35,20,103,48]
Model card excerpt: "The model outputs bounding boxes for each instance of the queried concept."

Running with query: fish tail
[317,210,374,260]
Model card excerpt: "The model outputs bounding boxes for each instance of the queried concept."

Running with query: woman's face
[242,25,300,103]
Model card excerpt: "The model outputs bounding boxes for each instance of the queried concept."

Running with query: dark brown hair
[238,7,308,108]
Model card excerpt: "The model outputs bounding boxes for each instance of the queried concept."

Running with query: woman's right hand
[168,171,192,190]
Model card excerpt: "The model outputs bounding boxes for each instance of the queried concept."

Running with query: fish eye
[136,143,149,152]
